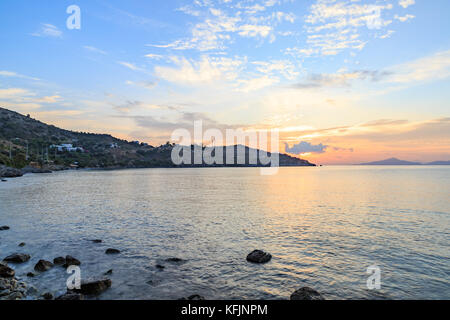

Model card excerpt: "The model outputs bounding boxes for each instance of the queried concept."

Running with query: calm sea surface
[0,166,449,300]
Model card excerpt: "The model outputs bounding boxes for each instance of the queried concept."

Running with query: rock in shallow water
[165,258,185,263]
[0,264,15,278]
[4,253,31,263]
[56,293,84,300]
[290,287,325,300]
[53,257,65,265]
[0,276,27,300]
[63,255,81,268]
[0,226,10,231]
[42,292,53,300]
[0,166,23,178]
[105,248,120,254]
[180,294,205,300]
[72,278,112,295]
[246,250,272,263]
[34,260,54,272]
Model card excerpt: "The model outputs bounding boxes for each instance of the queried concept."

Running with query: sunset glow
[0,0,449,164]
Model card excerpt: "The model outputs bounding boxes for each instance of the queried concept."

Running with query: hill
[0,107,315,170]
[359,158,422,165]
[425,161,450,165]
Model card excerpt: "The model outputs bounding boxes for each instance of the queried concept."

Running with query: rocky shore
[0,165,67,179]
[1,224,324,300]
[0,225,115,300]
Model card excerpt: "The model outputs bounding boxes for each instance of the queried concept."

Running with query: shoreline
[0,163,317,180]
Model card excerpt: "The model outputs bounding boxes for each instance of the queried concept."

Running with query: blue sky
[0,0,449,164]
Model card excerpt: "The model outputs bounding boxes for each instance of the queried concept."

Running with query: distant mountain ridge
[0,107,315,169]
[360,157,450,165]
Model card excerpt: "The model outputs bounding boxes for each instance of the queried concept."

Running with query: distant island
[0,107,315,177]
[359,157,450,165]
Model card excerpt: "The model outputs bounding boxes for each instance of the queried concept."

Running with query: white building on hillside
[50,144,84,152]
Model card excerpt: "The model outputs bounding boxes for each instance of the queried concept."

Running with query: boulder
[56,293,84,300]
[72,278,112,295]
[42,292,54,300]
[26,272,35,277]
[105,248,120,254]
[0,264,15,278]
[18,243,26,247]
[63,255,81,268]
[4,253,31,263]
[156,264,165,270]
[21,166,52,174]
[0,166,23,178]
[104,269,113,275]
[246,250,272,264]
[53,257,66,265]
[0,226,10,231]
[34,260,54,272]
[290,287,325,300]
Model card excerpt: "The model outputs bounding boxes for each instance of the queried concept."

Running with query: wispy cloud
[291,70,392,89]
[0,71,41,81]
[285,0,414,57]
[149,0,296,51]
[83,46,107,55]
[155,56,243,85]
[387,50,450,84]
[144,53,164,60]
[395,14,415,22]
[399,0,415,9]
[125,80,157,89]
[117,61,143,72]
[31,23,62,38]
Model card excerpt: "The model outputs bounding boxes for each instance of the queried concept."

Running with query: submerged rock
[34,260,54,272]
[155,264,165,270]
[104,269,113,275]
[180,294,205,300]
[26,272,35,278]
[246,250,272,264]
[91,239,102,243]
[0,226,10,231]
[26,286,38,295]
[105,248,120,254]
[165,258,185,263]
[72,278,112,295]
[63,255,81,268]
[56,292,84,300]
[290,287,325,300]
[0,264,15,278]
[18,243,26,247]
[4,253,31,263]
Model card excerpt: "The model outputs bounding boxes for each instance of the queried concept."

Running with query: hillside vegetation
[0,107,314,169]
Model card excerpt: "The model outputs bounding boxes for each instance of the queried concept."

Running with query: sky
[0,0,449,164]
